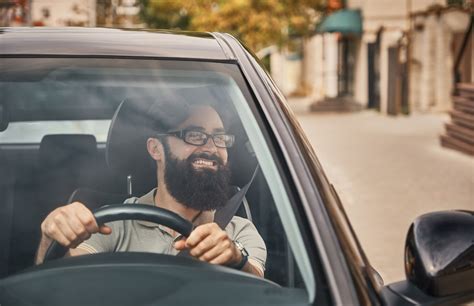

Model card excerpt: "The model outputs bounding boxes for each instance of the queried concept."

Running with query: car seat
[0,149,15,277]
[8,134,101,274]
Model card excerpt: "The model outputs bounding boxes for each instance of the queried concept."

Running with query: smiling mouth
[192,158,218,169]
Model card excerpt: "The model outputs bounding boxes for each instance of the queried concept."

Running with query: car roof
[0,27,233,60]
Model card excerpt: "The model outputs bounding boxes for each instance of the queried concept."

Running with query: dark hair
[143,96,231,136]
[144,96,191,134]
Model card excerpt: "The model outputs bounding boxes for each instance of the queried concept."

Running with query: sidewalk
[288,98,474,284]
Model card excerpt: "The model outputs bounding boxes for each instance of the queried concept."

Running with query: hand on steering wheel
[43,204,193,262]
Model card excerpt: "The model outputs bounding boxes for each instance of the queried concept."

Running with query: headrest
[106,97,191,179]
[39,134,97,167]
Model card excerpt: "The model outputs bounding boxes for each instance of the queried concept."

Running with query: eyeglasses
[157,129,235,148]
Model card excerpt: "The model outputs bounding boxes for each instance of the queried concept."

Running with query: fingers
[75,205,99,234]
[190,232,229,258]
[99,225,112,235]
[209,248,235,265]
[41,202,107,248]
[197,239,231,262]
[173,240,186,250]
[185,223,216,248]
[52,212,84,248]
[67,211,94,243]
[41,221,70,247]
[183,223,238,266]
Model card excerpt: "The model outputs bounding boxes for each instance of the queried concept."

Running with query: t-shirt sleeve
[226,216,267,273]
[75,221,121,254]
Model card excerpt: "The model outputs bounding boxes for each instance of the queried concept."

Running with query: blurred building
[0,0,141,27]
[29,0,96,26]
[409,5,471,112]
[96,0,142,28]
[0,0,31,26]
[271,0,472,116]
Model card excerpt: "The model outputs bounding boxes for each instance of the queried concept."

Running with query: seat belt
[214,165,259,229]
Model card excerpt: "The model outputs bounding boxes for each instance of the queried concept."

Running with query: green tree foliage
[138,0,324,51]
[139,0,191,29]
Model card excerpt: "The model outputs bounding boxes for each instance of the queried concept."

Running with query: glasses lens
[213,134,235,148]
[184,130,207,145]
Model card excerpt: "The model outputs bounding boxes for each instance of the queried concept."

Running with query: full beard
[162,143,231,211]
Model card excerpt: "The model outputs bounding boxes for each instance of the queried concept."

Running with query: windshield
[0,58,319,304]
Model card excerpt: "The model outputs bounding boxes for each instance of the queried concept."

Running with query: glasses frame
[157,129,235,148]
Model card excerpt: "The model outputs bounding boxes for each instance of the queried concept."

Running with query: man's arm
[174,222,265,277]
[241,260,264,278]
[35,202,111,264]
[35,237,91,264]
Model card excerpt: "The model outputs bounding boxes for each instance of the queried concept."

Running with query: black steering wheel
[43,204,194,262]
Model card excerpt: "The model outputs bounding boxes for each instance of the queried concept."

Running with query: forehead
[176,105,225,132]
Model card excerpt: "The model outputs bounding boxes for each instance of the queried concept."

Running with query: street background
[289,97,474,284]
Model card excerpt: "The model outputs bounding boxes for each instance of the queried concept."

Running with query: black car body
[0,28,472,306]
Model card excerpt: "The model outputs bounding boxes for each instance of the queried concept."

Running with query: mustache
[188,152,224,166]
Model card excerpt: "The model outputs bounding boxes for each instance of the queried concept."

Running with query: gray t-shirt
[77,189,267,273]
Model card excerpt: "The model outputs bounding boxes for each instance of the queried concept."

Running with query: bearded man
[35,103,266,277]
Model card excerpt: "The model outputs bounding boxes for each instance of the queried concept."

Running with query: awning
[317,9,362,35]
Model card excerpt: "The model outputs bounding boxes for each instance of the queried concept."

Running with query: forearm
[241,260,264,278]
[35,235,90,265]
[35,235,53,265]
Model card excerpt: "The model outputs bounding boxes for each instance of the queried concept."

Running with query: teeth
[194,159,214,166]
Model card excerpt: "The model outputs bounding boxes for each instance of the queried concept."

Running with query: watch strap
[232,252,248,270]
[231,240,248,270]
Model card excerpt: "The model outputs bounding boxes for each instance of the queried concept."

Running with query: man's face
[159,106,231,211]
[165,105,229,168]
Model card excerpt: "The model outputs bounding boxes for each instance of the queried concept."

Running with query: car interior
[0,58,306,292]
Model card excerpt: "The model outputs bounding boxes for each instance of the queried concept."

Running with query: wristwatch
[231,240,249,270]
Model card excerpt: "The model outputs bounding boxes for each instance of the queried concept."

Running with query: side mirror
[404,210,474,297]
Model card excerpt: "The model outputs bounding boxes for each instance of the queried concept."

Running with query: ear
[146,138,163,161]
